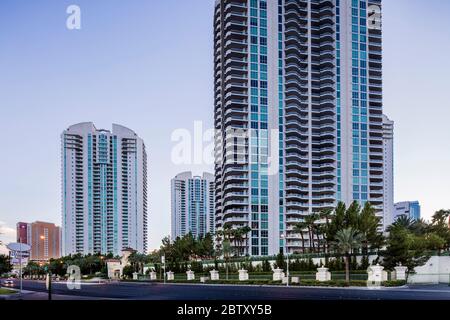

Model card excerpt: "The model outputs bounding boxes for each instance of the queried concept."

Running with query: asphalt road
[4,279,450,300]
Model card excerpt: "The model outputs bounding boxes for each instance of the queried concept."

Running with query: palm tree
[222,240,231,280]
[85,255,98,275]
[410,218,429,236]
[215,226,233,279]
[294,221,308,253]
[319,209,333,253]
[304,214,318,253]
[432,210,450,225]
[237,226,251,256]
[316,223,329,254]
[357,202,381,254]
[312,223,322,254]
[233,228,244,257]
[333,228,364,283]
[128,252,148,274]
[388,215,414,232]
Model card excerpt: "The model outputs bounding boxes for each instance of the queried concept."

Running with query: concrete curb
[160,282,450,294]
[143,282,405,291]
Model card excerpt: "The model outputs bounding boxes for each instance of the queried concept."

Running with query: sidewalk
[1,289,110,300]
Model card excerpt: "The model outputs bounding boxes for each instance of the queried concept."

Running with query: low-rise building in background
[393,201,421,222]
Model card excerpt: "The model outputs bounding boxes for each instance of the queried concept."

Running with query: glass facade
[350,0,369,204]
[249,0,269,257]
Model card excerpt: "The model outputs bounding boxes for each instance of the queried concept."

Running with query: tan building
[17,221,61,261]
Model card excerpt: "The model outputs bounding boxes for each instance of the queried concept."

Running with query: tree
[304,214,319,253]
[274,252,286,270]
[319,209,333,253]
[357,202,383,254]
[294,221,308,253]
[128,252,148,274]
[122,265,134,279]
[424,233,446,251]
[390,215,415,230]
[332,228,363,283]
[381,226,430,274]
[85,254,99,275]
[0,254,12,275]
[410,218,429,236]
[326,201,383,257]
[196,233,215,259]
[429,210,450,250]
[48,258,66,276]
[24,261,45,276]
[236,226,251,256]
[261,259,271,272]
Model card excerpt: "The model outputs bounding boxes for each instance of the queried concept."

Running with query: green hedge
[381,280,406,287]
[149,279,379,287]
[293,280,368,287]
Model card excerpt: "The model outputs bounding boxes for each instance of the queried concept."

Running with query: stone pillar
[367,264,384,283]
[394,264,408,281]
[186,270,195,281]
[272,268,284,281]
[210,269,220,281]
[238,269,249,281]
[316,267,331,282]
[166,271,174,281]
[149,271,157,280]
[132,272,139,280]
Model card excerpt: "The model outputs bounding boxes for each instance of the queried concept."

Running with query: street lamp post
[281,233,289,287]
[162,255,166,284]
[19,239,23,295]
[6,241,30,297]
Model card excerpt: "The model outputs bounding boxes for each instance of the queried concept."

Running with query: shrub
[382,280,406,287]
[261,259,271,272]
[122,265,133,279]
[360,256,370,270]
[297,279,367,287]
[190,261,204,273]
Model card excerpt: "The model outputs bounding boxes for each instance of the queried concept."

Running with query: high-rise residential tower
[214,0,385,255]
[382,114,394,230]
[171,172,215,239]
[61,122,148,256]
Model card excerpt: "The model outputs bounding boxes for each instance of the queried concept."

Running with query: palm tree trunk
[308,227,314,253]
[345,255,350,283]
[316,229,321,254]
[300,233,305,254]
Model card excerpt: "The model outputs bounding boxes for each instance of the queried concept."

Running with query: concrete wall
[408,256,450,284]
[201,255,450,284]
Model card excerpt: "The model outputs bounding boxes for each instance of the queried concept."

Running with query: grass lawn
[0,288,17,295]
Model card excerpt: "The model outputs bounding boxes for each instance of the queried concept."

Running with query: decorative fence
[137,271,370,282]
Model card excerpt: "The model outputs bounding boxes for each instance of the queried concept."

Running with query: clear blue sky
[1,0,449,253]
